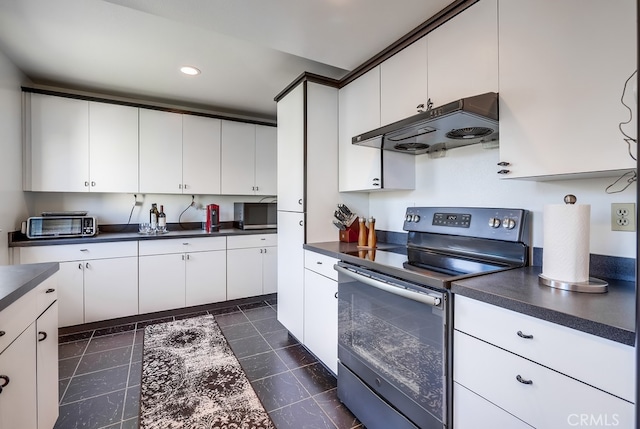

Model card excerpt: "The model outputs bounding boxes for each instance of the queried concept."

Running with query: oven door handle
[334,264,442,307]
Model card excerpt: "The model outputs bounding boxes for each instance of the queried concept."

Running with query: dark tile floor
[55,298,362,429]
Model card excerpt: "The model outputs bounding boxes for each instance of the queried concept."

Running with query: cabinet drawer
[453,382,532,429]
[304,250,339,281]
[0,287,38,354]
[453,331,634,428]
[454,295,635,402]
[139,237,225,255]
[227,234,277,249]
[34,275,58,317]
[19,241,137,263]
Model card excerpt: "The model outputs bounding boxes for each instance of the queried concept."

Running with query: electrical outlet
[611,203,636,231]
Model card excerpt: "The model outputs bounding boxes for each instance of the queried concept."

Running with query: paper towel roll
[542,203,591,283]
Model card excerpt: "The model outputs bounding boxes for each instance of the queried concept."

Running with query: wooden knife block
[339,220,364,243]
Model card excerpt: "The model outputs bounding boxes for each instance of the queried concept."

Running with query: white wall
[369,144,637,258]
[0,50,30,265]
[27,193,272,228]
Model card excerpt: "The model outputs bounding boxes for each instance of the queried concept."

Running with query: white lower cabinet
[36,301,59,429]
[226,234,277,300]
[453,295,635,428]
[0,273,58,429]
[84,257,138,323]
[139,237,226,313]
[19,242,138,327]
[303,250,338,374]
[0,323,37,429]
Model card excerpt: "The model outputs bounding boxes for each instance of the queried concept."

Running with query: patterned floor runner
[140,315,276,429]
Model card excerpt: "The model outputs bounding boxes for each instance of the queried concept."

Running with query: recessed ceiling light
[180,66,201,76]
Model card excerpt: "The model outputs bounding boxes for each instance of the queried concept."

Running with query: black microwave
[233,203,277,230]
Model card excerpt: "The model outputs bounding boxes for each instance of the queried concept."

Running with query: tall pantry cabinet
[276,79,339,342]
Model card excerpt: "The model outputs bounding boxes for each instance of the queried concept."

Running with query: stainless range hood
[353,92,499,155]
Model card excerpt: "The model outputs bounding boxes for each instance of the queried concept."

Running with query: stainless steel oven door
[335,262,447,429]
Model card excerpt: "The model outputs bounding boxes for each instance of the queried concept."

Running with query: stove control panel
[403,207,529,242]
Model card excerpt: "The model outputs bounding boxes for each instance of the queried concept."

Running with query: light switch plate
[611,203,636,231]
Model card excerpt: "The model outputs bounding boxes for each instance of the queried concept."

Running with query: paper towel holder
[538,194,608,293]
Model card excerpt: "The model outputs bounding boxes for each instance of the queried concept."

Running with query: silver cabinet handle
[299,220,303,226]
[84,181,89,187]
[516,375,533,385]
[316,261,322,265]
[85,262,90,269]
[334,292,338,299]
[45,288,55,293]
[38,331,48,342]
[517,330,534,339]
[183,242,189,246]
[186,254,190,260]
[497,161,511,167]
[78,263,82,270]
[91,181,96,187]
[80,249,88,252]
[182,254,185,261]
[0,331,5,337]
[497,169,510,175]
[184,184,189,189]
[298,199,302,205]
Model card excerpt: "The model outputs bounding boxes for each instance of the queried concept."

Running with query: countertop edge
[0,262,60,312]
[9,228,277,247]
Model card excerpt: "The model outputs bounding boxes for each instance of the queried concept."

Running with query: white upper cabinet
[380,37,428,126]
[221,120,277,195]
[88,102,138,193]
[26,94,140,193]
[221,120,256,195]
[255,124,278,196]
[182,114,222,195]
[139,109,183,194]
[498,0,637,179]
[426,0,498,104]
[338,67,383,192]
[140,110,224,194]
[26,94,89,192]
[276,83,305,212]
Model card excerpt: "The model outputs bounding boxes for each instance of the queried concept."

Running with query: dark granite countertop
[0,262,59,312]
[305,242,636,346]
[451,266,636,346]
[9,227,277,248]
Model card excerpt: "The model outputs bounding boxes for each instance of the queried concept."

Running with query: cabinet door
[262,246,277,294]
[36,302,59,429]
[221,120,256,195]
[139,254,186,313]
[27,94,89,192]
[276,211,305,340]
[57,261,85,327]
[255,125,277,195]
[303,269,338,374]
[139,109,183,193]
[338,67,382,192]
[89,102,139,193]
[380,37,428,125]
[84,257,138,323]
[182,115,221,195]
[276,83,305,212]
[185,250,226,306]
[498,0,636,178]
[227,248,263,300]
[427,0,498,104]
[0,324,37,429]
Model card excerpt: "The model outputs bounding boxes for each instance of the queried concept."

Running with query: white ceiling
[0,0,453,120]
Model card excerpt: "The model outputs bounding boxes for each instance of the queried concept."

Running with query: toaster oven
[25,216,97,239]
